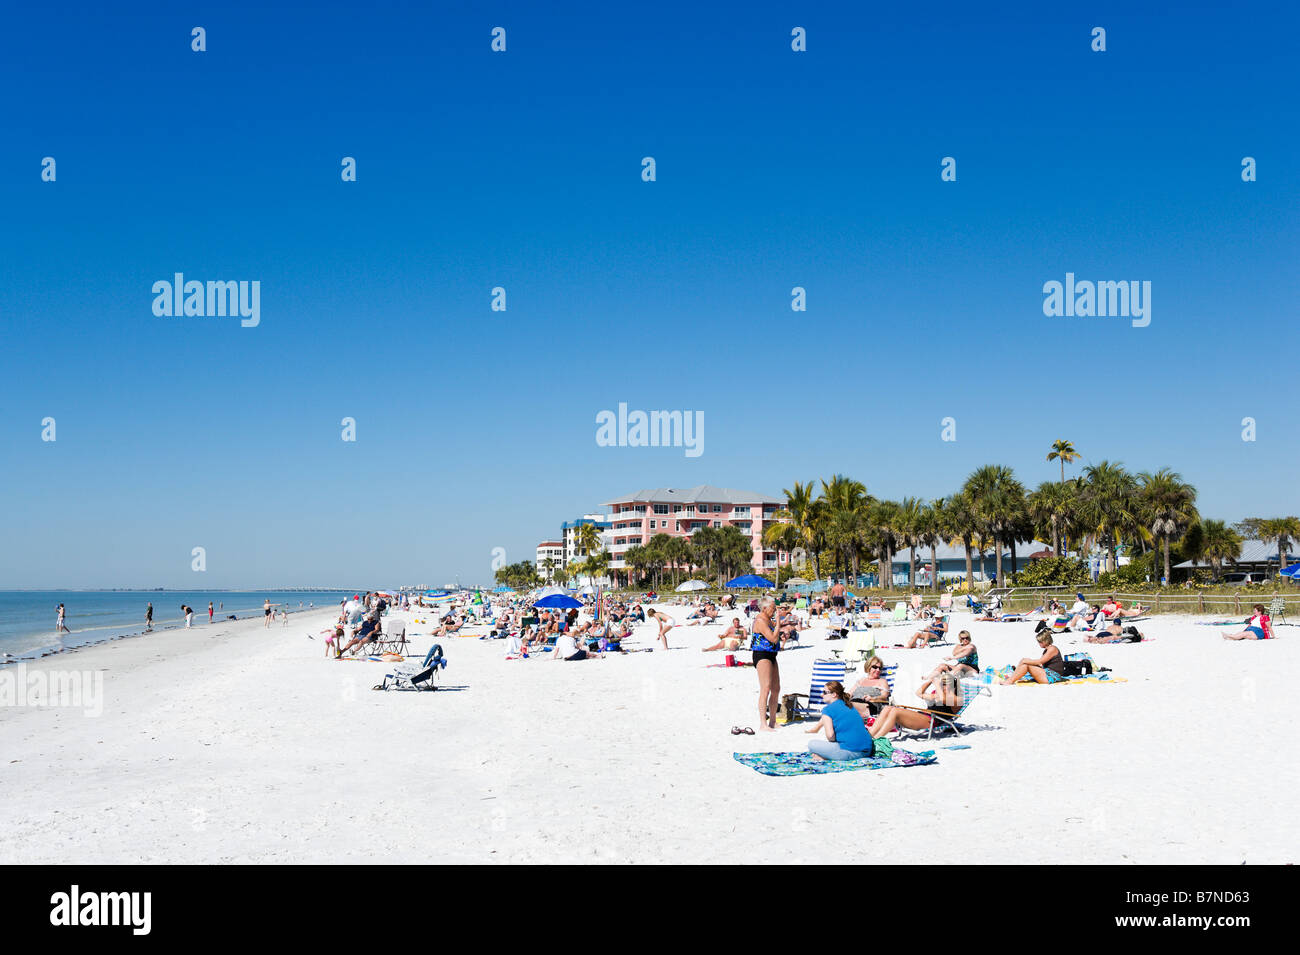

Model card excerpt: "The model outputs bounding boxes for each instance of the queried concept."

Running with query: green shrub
[1011,557,1090,587]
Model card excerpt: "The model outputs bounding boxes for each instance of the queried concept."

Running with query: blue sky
[2,1,1296,588]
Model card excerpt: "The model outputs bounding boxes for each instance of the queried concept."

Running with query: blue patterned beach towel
[733,747,937,776]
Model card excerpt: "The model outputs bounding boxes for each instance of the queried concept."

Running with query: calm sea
[0,591,356,663]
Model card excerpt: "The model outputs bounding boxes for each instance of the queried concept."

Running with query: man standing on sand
[145,602,153,632]
[56,603,70,634]
[208,601,214,624]
[830,579,846,610]
[752,596,781,732]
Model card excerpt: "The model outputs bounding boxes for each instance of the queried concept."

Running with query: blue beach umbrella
[1281,563,1300,580]
[533,594,583,609]
[726,574,775,588]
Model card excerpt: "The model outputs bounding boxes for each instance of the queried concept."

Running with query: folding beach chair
[892,678,991,740]
[783,659,848,722]
[372,623,410,657]
[830,629,876,667]
[938,593,953,612]
[1267,597,1288,626]
[865,607,883,626]
[373,644,448,691]
[888,602,908,625]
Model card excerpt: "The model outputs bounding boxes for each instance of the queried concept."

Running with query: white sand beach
[1,604,1295,865]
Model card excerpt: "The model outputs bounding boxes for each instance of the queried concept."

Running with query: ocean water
[0,591,356,663]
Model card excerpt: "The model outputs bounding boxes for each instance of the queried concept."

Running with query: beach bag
[872,736,893,758]
[1062,658,1092,677]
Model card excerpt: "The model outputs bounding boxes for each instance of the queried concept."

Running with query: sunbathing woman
[905,615,948,648]
[1223,604,1275,640]
[1087,621,1144,643]
[804,681,875,760]
[930,630,979,678]
[702,617,747,652]
[1101,596,1149,619]
[646,608,675,650]
[1000,632,1067,684]
[868,671,963,737]
[848,656,892,717]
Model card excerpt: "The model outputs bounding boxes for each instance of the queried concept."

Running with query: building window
[672,505,682,513]
[713,521,721,528]
[734,506,750,516]
[649,520,656,529]
[713,504,722,512]
[653,504,668,515]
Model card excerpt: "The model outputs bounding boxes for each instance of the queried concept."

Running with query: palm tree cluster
[622,525,756,589]
[773,444,1229,589]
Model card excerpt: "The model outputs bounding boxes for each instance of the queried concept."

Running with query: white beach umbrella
[676,580,708,592]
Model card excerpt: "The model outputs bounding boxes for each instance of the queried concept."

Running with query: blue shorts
[1247,627,1267,640]
[1045,669,1065,684]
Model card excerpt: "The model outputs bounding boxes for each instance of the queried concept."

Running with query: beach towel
[995,664,1127,685]
[733,747,937,776]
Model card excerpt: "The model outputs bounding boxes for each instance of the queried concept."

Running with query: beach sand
[1,603,1295,864]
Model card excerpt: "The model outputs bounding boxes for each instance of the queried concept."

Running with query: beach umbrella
[1281,563,1300,580]
[534,594,583,609]
[676,579,707,592]
[726,574,774,588]
[537,585,567,599]
[785,577,810,587]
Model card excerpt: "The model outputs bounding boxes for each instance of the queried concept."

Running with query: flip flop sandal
[731,726,744,735]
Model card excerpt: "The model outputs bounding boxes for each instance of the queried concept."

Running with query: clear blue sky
[2,1,1296,588]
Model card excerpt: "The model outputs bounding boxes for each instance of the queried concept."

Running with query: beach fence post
[1154,594,1161,613]
[1235,594,1241,614]
[1198,593,1205,613]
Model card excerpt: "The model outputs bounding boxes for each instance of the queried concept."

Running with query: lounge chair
[830,629,876,667]
[891,678,991,740]
[373,644,448,691]
[938,593,953,612]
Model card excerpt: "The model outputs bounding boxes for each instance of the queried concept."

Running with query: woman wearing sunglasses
[848,656,892,717]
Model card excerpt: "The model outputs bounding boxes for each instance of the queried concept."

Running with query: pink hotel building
[602,485,789,575]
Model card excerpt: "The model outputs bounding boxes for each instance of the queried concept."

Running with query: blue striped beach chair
[892,678,990,740]
[785,658,849,722]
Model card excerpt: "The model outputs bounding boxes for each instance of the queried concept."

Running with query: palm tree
[918,498,948,592]
[1139,468,1199,583]
[666,535,694,587]
[763,515,801,575]
[541,556,558,584]
[944,491,979,588]
[819,475,871,584]
[782,480,823,580]
[1027,481,1069,557]
[1079,461,1140,573]
[1188,519,1243,582]
[575,522,601,558]
[871,500,903,590]
[1239,516,1300,579]
[963,465,1026,586]
[1047,439,1080,485]
[894,496,926,588]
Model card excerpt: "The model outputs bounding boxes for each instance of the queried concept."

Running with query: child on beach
[208,602,214,623]
[646,608,675,649]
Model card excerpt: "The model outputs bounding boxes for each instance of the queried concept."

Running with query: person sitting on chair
[702,617,747,652]
[776,606,802,645]
[930,630,979,678]
[868,671,963,738]
[905,615,948,648]
[336,612,382,658]
[848,656,892,717]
